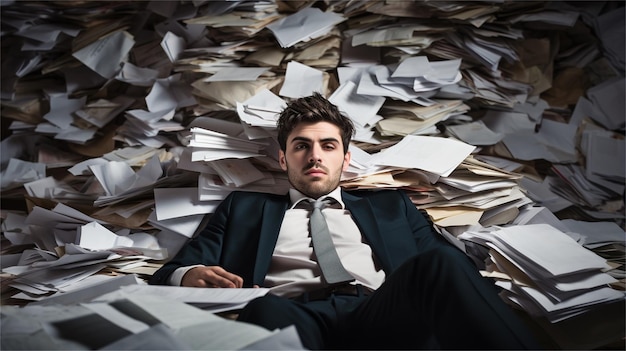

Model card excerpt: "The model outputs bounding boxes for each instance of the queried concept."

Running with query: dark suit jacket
[149,188,451,286]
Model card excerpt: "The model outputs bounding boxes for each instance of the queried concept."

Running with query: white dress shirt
[265,188,385,297]
[170,188,386,297]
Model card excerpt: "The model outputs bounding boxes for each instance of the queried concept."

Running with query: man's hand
[181,266,244,288]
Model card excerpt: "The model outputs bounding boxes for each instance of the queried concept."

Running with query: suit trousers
[237,245,540,350]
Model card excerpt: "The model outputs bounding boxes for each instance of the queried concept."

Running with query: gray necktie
[309,197,354,285]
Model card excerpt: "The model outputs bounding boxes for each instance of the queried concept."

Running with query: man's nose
[309,144,322,163]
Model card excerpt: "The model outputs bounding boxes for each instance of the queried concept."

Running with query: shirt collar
[288,187,345,209]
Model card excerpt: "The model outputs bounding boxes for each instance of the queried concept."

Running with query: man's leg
[237,293,351,349]
[336,245,540,350]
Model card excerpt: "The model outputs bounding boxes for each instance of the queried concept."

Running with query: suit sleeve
[148,192,234,285]
[397,190,453,254]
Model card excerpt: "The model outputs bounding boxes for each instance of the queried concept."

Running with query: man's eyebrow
[290,136,312,143]
[289,136,340,144]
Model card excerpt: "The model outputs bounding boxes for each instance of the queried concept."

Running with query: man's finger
[210,268,243,288]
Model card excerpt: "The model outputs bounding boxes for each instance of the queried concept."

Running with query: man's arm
[149,193,236,285]
[398,189,453,254]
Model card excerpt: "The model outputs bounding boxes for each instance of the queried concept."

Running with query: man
[150,93,539,350]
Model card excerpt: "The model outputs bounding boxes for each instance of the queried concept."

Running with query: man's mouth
[305,163,328,176]
[306,168,326,176]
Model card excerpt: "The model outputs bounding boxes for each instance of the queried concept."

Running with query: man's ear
[342,150,351,172]
[279,149,287,171]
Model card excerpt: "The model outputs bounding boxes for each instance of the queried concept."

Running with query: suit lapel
[342,190,393,272]
[252,194,290,285]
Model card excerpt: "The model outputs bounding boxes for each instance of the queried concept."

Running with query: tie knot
[294,197,337,211]
[311,197,334,210]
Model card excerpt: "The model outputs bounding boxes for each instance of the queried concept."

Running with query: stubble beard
[286,161,342,199]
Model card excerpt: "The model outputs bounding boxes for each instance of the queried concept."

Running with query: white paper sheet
[370,135,475,177]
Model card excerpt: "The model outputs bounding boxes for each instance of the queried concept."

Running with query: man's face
[279,121,351,199]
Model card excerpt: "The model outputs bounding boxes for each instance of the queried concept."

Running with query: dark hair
[277,92,354,154]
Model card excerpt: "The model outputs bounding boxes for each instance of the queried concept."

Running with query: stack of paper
[341,142,533,228]
[458,224,624,323]
[514,86,626,223]
[1,3,625,344]
[422,157,532,227]
[236,88,286,132]
[185,1,283,42]
[2,213,166,304]
[559,219,626,281]
[155,110,290,232]
[188,127,267,162]
[2,293,304,350]
[377,98,471,138]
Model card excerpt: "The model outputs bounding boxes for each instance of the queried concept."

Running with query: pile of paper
[0,2,624,337]
[458,224,623,323]
[420,158,532,228]
[515,82,625,220]
[342,146,534,229]
[0,201,168,303]
[559,219,626,281]
[1,292,304,350]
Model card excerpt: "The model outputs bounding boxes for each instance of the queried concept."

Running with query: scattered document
[266,7,345,48]
[98,285,271,314]
[72,30,135,78]
[154,187,221,220]
[279,61,324,98]
[207,67,269,82]
[370,135,475,177]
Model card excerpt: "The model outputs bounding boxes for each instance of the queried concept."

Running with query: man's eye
[295,144,308,150]
[323,144,336,150]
